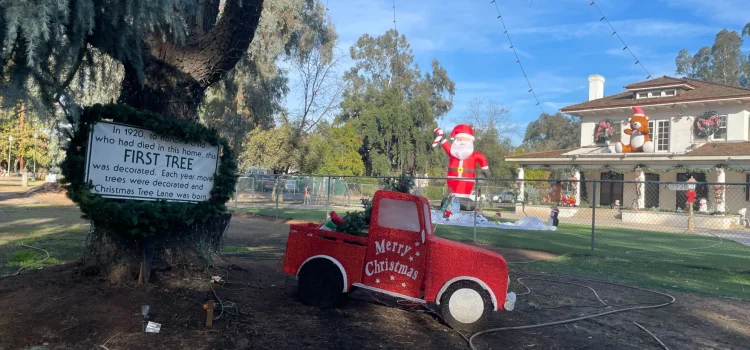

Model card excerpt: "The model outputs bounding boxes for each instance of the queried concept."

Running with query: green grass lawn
[0,204,88,276]
[234,207,332,222]
[442,223,750,300]
[233,206,750,300]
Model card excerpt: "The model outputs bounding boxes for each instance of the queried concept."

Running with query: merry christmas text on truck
[282,189,516,331]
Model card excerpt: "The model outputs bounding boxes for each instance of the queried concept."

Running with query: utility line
[588,1,651,80]
[490,0,545,114]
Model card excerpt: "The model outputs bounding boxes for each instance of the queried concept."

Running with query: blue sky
[285,0,750,145]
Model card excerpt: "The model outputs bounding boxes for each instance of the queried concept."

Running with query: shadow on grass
[438,223,750,300]
[242,206,750,300]
[0,205,88,276]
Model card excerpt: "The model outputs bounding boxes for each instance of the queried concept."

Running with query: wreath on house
[694,111,721,138]
[594,119,616,143]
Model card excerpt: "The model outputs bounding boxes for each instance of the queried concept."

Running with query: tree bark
[81,0,262,282]
[112,0,264,121]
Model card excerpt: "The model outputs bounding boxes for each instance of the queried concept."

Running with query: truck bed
[283,223,368,291]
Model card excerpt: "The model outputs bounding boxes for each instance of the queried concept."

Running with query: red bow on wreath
[686,190,697,204]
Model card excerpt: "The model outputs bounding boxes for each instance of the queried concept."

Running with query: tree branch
[139,0,264,88]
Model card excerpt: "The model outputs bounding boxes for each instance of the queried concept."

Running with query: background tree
[283,25,342,136]
[239,123,301,175]
[460,98,517,178]
[0,109,50,173]
[201,0,335,148]
[200,61,287,148]
[313,124,365,176]
[521,112,580,152]
[675,29,750,87]
[337,29,454,176]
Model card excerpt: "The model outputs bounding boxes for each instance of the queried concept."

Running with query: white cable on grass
[633,321,670,350]
[0,244,50,278]
[468,273,675,350]
[515,277,607,306]
[625,231,722,254]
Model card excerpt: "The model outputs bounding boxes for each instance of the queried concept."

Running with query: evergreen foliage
[675,29,750,87]
[336,173,414,236]
[385,172,416,194]
[521,112,581,152]
[60,103,237,241]
[337,30,454,176]
[0,0,196,108]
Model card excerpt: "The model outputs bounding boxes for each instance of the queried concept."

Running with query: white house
[506,75,750,213]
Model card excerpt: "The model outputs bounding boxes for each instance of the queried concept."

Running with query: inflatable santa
[433,124,490,197]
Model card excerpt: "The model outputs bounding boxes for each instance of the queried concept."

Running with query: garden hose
[467,272,675,350]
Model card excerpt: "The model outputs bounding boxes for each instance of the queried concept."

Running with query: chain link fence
[234,174,750,299]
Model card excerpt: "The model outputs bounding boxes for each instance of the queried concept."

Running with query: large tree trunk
[84,0,263,283]
[117,0,263,121]
[118,59,207,121]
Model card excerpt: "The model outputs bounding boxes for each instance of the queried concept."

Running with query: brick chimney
[588,74,605,101]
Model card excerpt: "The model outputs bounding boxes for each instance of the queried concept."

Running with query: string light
[589,1,651,80]
[392,0,397,31]
[490,0,546,114]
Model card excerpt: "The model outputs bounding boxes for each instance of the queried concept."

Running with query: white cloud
[514,19,718,40]
[660,0,750,26]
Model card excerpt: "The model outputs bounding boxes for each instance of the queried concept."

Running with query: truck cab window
[377,198,420,232]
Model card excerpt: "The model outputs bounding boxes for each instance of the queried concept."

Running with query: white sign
[84,121,220,202]
[667,183,696,191]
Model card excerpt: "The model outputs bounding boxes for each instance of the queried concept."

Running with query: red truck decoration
[283,190,515,330]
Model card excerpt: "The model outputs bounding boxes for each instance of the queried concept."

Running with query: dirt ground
[0,196,749,349]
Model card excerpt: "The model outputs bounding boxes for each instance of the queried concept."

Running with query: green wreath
[694,111,721,138]
[60,103,237,241]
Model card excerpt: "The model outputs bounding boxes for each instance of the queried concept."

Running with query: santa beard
[450,141,474,160]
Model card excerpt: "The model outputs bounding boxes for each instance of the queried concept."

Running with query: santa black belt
[448,167,475,173]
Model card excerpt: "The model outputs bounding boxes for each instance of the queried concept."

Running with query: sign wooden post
[204,300,215,328]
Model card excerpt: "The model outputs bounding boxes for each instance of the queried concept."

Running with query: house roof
[561,76,750,113]
[687,142,750,157]
[506,148,581,159]
[623,76,695,90]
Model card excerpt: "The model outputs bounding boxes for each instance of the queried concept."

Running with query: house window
[637,92,649,99]
[649,91,662,98]
[610,125,621,144]
[664,89,676,97]
[648,120,670,151]
[713,115,727,140]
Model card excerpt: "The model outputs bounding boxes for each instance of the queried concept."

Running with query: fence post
[275,177,280,219]
[327,177,332,206]
[473,177,479,243]
[591,181,597,253]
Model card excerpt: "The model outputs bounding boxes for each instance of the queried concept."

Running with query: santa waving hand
[433,124,490,197]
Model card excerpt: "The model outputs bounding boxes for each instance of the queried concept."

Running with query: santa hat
[451,124,475,141]
[632,106,645,117]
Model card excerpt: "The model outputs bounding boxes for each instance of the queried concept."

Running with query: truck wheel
[439,281,493,332]
[297,259,344,308]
